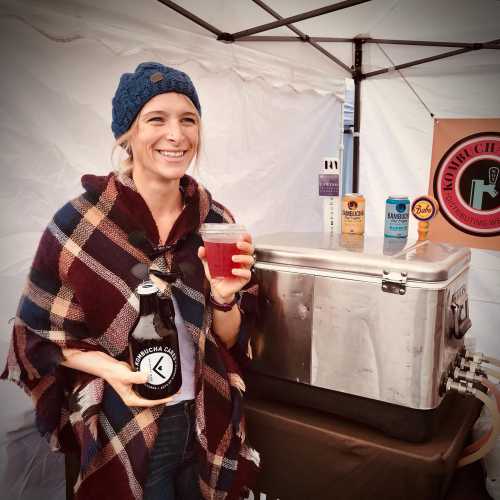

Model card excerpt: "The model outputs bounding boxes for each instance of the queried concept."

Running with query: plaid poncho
[1,171,259,499]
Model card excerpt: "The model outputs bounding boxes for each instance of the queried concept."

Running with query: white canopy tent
[0,0,499,498]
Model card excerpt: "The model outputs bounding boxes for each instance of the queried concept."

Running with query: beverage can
[341,194,365,234]
[384,196,410,238]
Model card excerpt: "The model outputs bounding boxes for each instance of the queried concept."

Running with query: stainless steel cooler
[248,233,472,440]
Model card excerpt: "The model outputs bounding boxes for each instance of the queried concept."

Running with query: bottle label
[134,346,177,388]
[319,174,339,197]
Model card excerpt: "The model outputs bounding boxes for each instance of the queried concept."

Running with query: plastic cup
[199,223,246,278]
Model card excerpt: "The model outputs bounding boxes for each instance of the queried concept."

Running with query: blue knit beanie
[111,62,201,138]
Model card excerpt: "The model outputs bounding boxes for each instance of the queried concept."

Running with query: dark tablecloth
[245,395,488,500]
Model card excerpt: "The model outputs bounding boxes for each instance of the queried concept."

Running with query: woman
[1,62,259,499]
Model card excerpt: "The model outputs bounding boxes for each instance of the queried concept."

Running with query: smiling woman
[1,61,259,500]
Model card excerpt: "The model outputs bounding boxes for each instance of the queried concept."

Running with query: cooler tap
[452,367,484,384]
[463,350,500,370]
[456,352,500,381]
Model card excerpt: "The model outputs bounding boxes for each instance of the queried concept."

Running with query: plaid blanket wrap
[1,172,260,499]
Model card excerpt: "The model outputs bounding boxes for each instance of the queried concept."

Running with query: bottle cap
[137,281,158,295]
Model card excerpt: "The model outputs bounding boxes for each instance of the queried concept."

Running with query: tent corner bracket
[217,33,235,43]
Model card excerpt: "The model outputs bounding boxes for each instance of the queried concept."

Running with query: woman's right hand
[103,360,175,408]
[62,349,174,407]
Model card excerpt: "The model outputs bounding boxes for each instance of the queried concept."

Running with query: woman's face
[130,92,199,182]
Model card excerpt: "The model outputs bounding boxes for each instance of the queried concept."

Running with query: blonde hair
[111,95,203,175]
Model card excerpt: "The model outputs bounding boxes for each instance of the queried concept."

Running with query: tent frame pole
[238,36,500,50]
[366,38,500,49]
[248,0,353,74]
[364,37,500,78]
[229,0,371,40]
[352,39,363,194]
[156,0,222,36]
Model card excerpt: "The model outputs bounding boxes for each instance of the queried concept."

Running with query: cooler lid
[254,233,471,282]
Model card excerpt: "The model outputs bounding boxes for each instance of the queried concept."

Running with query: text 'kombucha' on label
[341,193,365,235]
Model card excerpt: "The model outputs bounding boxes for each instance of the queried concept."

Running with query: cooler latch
[381,270,407,295]
[449,287,472,339]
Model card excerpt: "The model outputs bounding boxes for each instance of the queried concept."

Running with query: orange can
[341,193,365,235]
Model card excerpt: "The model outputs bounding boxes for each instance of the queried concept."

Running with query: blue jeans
[144,400,201,500]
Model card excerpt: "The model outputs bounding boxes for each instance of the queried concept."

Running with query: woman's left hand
[198,233,254,302]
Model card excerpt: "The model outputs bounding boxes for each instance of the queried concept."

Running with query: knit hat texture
[111,62,201,138]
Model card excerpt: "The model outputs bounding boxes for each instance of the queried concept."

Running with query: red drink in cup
[199,224,246,278]
[204,241,240,277]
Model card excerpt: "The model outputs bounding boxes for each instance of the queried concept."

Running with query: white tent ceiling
[49,0,500,75]
[4,0,500,79]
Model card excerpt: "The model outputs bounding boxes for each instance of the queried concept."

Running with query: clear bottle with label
[129,282,182,400]
[319,157,341,234]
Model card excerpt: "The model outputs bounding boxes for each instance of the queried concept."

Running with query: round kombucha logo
[411,196,437,222]
[433,132,500,236]
[137,350,174,387]
[348,200,358,210]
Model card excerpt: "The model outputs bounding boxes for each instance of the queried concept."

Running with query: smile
[157,150,186,158]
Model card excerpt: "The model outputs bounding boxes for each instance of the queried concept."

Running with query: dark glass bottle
[129,282,182,400]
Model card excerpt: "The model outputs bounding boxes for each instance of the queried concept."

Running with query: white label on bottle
[136,347,175,386]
